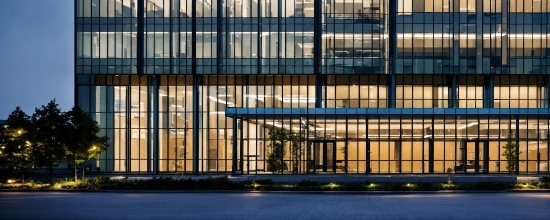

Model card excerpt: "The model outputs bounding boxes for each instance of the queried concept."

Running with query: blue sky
[0,0,74,117]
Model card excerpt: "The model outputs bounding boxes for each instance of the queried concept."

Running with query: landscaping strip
[1,176,549,191]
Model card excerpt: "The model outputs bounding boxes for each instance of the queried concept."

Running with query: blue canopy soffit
[225,108,550,119]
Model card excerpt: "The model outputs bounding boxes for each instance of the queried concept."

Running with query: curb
[2,189,550,194]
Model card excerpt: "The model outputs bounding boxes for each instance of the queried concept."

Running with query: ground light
[367,183,377,189]
[326,183,339,189]
[405,183,416,189]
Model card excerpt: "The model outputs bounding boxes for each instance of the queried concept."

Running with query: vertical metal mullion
[192,0,199,175]
[126,84,131,175]
[258,0,262,75]
[232,116,238,174]
[474,141,479,173]
[217,0,222,75]
[515,115,520,174]
[545,76,550,108]
[152,76,159,174]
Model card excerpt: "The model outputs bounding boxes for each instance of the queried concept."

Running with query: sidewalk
[101,173,543,183]
[20,169,546,183]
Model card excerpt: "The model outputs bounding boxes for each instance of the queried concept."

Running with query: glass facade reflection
[76,0,550,174]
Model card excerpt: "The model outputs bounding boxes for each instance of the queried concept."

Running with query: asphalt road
[0,192,549,219]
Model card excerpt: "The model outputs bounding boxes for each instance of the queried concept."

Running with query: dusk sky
[0,0,74,117]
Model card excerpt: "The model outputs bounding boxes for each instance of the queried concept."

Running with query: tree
[62,107,108,181]
[31,100,67,185]
[266,126,304,174]
[0,107,35,184]
[502,133,522,174]
[289,129,304,174]
[266,127,291,173]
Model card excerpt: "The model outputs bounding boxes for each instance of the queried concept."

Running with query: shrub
[243,178,274,186]
[298,179,319,187]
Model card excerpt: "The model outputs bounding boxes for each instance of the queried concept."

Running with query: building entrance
[308,140,336,173]
[458,140,489,173]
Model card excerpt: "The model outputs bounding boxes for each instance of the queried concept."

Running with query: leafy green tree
[0,107,35,184]
[31,100,67,184]
[502,133,522,174]
[266,126,305,174]
[0,125,6,166]
[289,130,305,174]
[266,127,291,173]
[62,107,109,181]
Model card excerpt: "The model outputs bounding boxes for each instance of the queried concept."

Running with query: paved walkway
[104,174,541,183]
[24,171,547,183]
[1,192,549,219]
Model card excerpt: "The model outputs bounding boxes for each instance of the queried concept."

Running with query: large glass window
[326,75,387,108]
[494,86,544,108]
[457,86,483,108]
[396,86,448,108]
[457,75,484,108]
[158,76,194,173]
[396,75,448,108]
[78,0,137,17]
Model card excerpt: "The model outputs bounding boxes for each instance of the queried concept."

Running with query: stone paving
[104,173,532,183]
[1,192,549,219]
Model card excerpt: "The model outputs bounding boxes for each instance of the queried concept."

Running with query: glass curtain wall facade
[76,0,550,174]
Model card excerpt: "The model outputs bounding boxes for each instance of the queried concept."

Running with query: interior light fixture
[277,95,315,103]
[456,122,479,130]
[208,96,235,107]
[265,121,283,128]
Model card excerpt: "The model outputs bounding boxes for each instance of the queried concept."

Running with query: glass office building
[76,0,550,174]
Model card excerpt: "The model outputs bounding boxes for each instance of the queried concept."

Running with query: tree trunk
[48,166,53,185]
[74,159,78,182]
[22,172,25,185]
[82,161,85,180]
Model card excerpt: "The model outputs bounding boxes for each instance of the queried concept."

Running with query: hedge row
[2,176,549,191]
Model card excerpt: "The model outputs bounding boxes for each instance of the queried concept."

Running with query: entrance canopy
[225,107,550,120]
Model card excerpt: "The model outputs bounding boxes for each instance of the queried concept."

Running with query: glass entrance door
[459,140,489,173]
[308,140,336,173]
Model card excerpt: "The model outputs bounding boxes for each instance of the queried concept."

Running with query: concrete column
[388,0,397,75]
[448,75,457,108]
[137,0,144,75]
[388,74,396,108]
[475,0,483,73]
[314,0,323,108]
[501,0,508,67]
[232,117,238,174]
[483,75,494,108]
[151,75,159,174]
[452,0,460,71]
